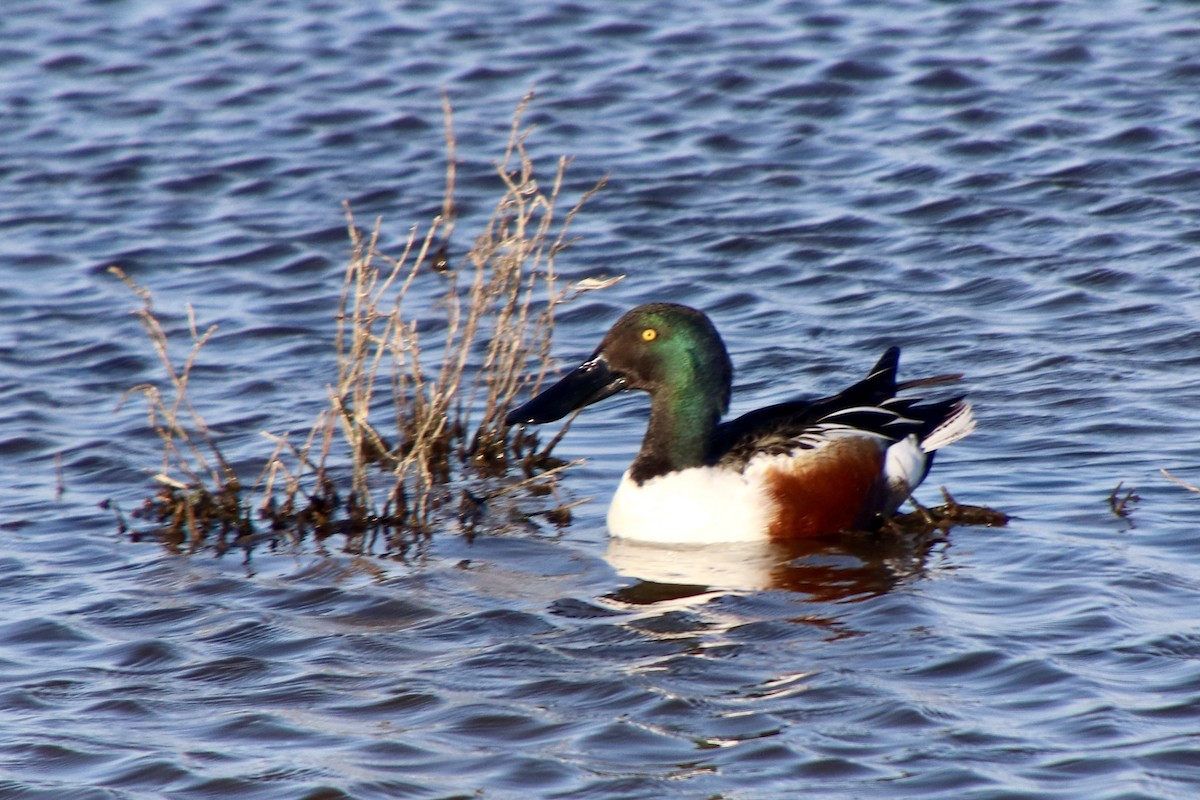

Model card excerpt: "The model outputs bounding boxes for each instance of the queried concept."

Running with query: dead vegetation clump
[880,487,1009,536]
[114,95,616,554]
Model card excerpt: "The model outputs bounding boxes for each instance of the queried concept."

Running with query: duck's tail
[881,398,975,513]
[919,398,976,453]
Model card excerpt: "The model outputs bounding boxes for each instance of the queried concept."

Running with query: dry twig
[1161,468,1200,495]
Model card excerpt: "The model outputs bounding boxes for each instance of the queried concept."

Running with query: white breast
[606,463,777,544]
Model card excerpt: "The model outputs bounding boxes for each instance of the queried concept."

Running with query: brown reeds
[111,268,255,551]
[115,93,615,553]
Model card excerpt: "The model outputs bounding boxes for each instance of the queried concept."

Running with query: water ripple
[2,0,1200,797]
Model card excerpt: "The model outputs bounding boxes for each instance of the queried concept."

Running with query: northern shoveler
[505,303,975,543]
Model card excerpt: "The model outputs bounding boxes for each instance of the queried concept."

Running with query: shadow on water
[606,526,954,604]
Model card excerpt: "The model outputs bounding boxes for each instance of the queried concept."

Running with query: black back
[709,347,962,470]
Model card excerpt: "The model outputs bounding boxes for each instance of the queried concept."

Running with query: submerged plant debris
[881,488,1009,536]
[1108,481,1140,522]
[113,94,616,556]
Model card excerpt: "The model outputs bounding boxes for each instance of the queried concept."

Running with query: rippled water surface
[4,1,1200,797]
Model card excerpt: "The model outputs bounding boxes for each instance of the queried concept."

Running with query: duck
[505,303,975,543]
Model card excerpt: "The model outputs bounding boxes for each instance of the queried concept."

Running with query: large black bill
[505,356,626,425]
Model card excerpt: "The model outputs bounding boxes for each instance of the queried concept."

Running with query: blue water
[3,0,1200,797]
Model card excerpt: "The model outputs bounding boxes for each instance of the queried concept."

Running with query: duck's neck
[629,389,720,483]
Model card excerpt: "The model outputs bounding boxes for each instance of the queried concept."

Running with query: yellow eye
[641,327,658,342]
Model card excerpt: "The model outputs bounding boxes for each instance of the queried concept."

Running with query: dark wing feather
[708,347,964,470]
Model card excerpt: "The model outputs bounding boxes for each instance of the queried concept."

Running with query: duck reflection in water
[606,524,948,604]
